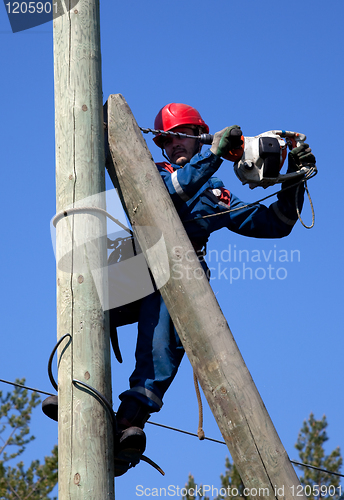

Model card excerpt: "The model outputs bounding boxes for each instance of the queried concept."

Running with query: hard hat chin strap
[162,150,171,163]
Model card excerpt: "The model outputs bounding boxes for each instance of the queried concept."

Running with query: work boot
[114,398,150,476]
[116,397,151,430]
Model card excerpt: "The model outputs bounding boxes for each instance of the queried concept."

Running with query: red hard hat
[153,103,209,147]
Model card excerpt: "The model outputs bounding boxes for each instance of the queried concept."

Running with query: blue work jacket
[156,149,303,243]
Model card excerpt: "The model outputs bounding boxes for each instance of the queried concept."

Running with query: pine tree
[0,380,58,500]
[295,413,342,500]
[182,474,210,500]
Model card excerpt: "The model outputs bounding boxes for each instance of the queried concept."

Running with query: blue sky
[1,0,343,498]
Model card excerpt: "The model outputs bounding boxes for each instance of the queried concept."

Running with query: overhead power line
[0,377,343,479]
[146,420,344,478]
[0,378,55,397]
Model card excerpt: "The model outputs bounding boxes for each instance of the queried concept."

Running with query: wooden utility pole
[54,2,114,498]
[107,94,305,500]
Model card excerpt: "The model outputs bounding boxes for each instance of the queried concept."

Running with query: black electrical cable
[291,461,344,478]
[72,379,117,431]
[71,379,164,475]
[0,378,55,397]
[183,169,317,224]
[0,377,342,479]
[48,333,72,392]
[146,419,224,445]
[145,421,344,477]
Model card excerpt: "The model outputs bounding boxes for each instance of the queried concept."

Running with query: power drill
[198,128,311,189]
[140,127,313,189]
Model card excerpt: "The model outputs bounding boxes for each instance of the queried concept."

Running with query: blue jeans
[119,290,185,412]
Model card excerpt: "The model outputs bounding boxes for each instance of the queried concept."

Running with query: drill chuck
[198,134,213,145]
[198,127,242,145]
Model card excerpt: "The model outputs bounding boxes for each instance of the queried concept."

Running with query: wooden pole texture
[107,93,305,500]
[54,2,114,498]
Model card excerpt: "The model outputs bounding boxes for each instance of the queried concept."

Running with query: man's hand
[210,125,243,158]
[287,143,316,173]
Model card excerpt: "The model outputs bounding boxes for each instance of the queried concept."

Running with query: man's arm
[222,191,303,239]
[156,125,243,210]
[157,150,223,210]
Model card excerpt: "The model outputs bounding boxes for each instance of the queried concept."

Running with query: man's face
[163,126,200,166]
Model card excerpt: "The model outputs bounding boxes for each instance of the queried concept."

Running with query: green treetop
[295,412,342,500]
[0,380,58,500]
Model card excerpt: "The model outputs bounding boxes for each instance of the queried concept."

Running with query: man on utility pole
[112,102,316,474]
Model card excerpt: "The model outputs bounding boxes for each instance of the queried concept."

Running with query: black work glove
[278,143,316,220]
[210,125,243,158]
[287,143,316,173]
